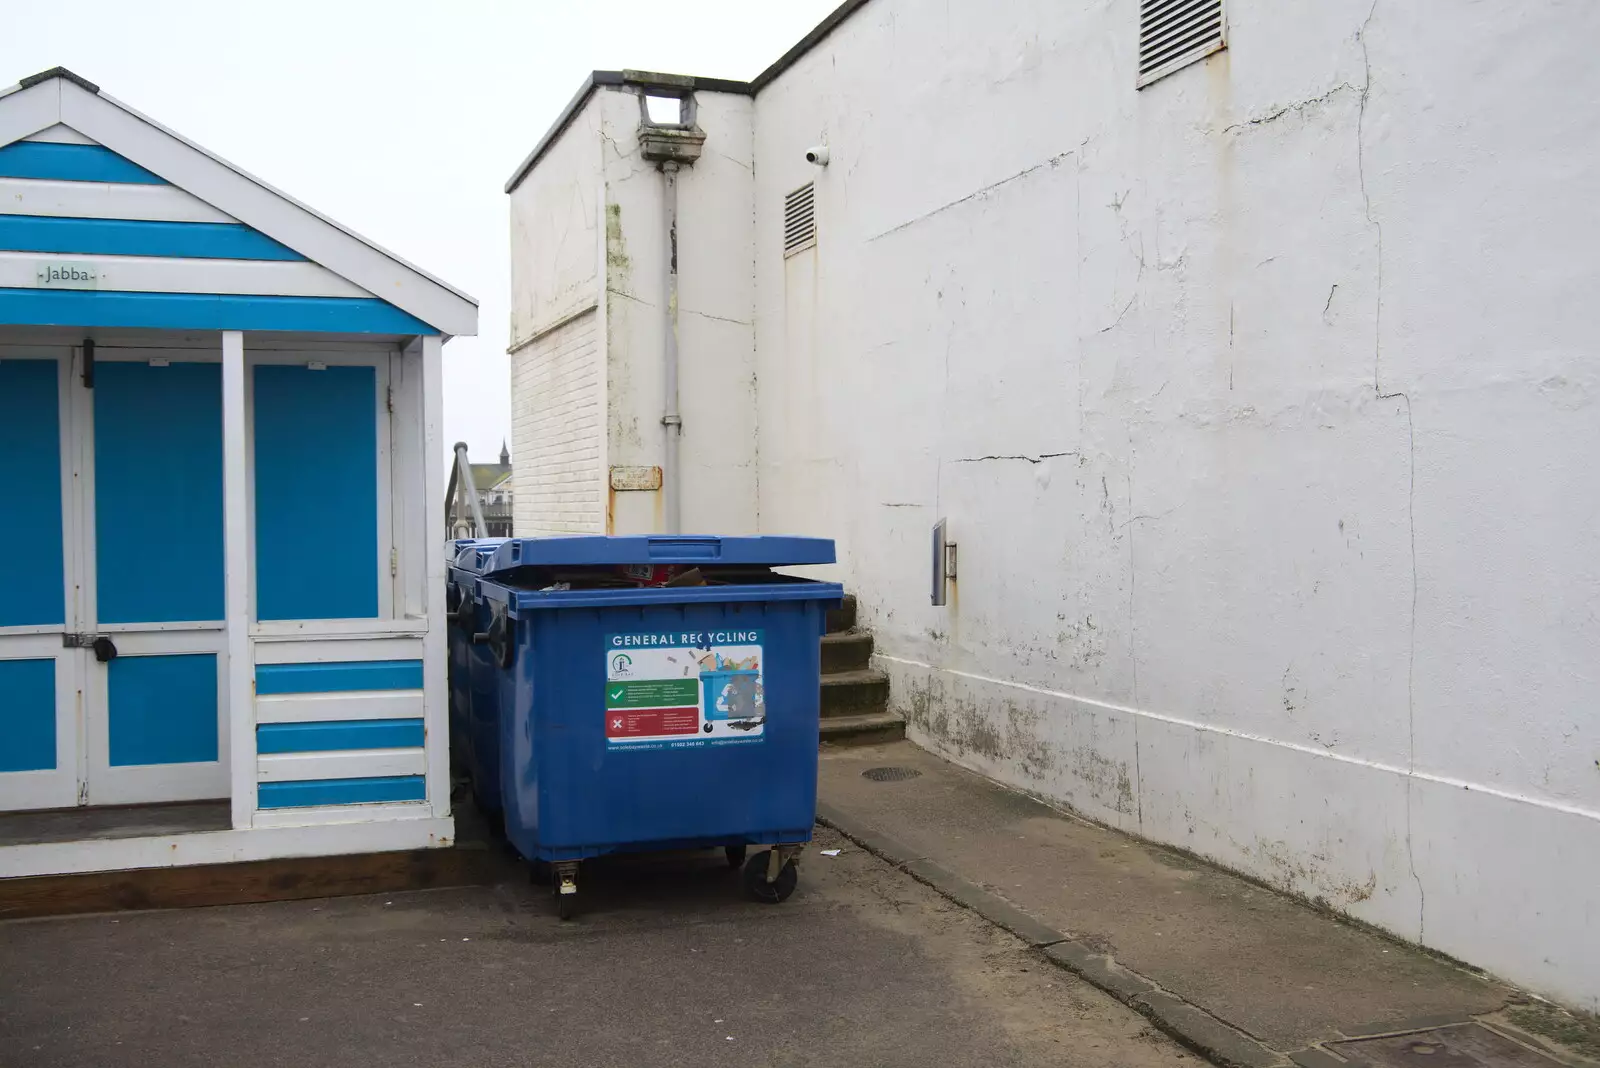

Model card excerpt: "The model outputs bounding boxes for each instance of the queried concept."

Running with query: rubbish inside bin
[489,563,809,592]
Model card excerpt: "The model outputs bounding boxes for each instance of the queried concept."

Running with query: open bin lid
[481,535,834,577]
[452,538,510,575]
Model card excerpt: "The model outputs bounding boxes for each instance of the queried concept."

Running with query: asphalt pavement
[0,826,1195,1068]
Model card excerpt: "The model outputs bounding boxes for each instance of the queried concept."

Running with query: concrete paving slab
[820,742,1512,1051]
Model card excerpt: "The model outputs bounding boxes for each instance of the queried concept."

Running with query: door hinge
[390,547,398,577]
[387,386,394,413]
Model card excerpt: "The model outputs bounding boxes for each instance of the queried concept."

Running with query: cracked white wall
[748,0,1600,1008]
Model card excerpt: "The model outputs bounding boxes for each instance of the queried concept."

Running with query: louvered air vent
[1138,0,1226,88]
[784,182,816,256]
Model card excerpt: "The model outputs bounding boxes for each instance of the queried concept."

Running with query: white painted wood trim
[244,347,398,365]
[87,762,228,807]
[255,691,424,724]
[223,330,254,831]
[96,620,224,634]
[94,346,218,363]
[67,343,93,799]
[243,803,437,830]
[374,358,395,621]
[0,815,455,879]
[251,618,426,639]
[257,748,426,782]
[0,79,58,151]
[0,251,369,298]
[23,123,96,145]
[4,331,409,352]
[56,81,477,336]
[0,624,66,637]
[251,636,423,665]
[391,348,426,620]
[97,630,225,656]
[0,177,235,223]
[420,335,450,818]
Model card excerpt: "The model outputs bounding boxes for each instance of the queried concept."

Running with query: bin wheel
[724,845,748,869]
[553,862,579,920]
[742,850,798,904]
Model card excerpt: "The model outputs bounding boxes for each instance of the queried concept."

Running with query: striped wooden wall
[255,650,427,809]
[0,126,429,334]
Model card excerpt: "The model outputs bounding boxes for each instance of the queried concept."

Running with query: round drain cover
[862,766,921,782]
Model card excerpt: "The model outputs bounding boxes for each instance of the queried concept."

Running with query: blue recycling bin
[445,541,480,773]
[446,539,507,805]
[474,535,842,914]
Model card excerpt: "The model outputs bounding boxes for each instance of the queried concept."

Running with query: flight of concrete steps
[819,594,905,746]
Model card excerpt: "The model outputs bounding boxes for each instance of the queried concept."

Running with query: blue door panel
[0,360,65,628]
[108,654,219,766]
[253,364,379,620]
[0,659,56,773]
[94,362,224,624]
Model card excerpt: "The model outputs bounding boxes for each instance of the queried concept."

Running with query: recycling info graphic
[605,630,766,749]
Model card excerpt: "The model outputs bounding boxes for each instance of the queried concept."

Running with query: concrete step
[820,668,890,718]
[826,595,857,635]
[819,711,907,747]
[821,631,874,673]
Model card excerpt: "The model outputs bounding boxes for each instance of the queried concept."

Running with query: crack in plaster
[1358,0,1425,942]
[951,451,1079,465]
[869,151,1076,243]
[1223,82,1361,134]
[684,308,753,327]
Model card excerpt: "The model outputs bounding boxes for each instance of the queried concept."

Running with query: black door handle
[92,636,118,663]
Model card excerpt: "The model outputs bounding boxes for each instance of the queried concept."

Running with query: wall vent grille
[1139,0,1225,88]
[784,182,816,256]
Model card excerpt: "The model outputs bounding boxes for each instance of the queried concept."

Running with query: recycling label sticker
[605,630,766,749]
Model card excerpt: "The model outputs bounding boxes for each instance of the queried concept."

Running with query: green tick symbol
[610,688,624,701]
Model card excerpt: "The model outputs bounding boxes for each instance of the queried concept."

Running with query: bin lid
[481,535,834,575]
[453,538,510,574]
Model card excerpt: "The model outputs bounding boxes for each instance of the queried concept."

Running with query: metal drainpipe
[661,160,683,535]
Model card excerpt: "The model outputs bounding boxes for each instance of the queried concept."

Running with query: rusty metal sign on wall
[610,466,663,491]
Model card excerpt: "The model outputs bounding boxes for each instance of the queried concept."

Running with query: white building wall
[508,95,607,534]
[510,309,605,535]
[509,86,758,535]
[748,0,1600,1008]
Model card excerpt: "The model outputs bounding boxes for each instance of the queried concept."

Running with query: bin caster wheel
[724,845,748,869]
[742,850,798,904]
[553,862,579,920]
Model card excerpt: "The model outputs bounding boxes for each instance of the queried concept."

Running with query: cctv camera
[805,144,830,166]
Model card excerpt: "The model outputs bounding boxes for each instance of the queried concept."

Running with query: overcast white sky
[3,0,838,462]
